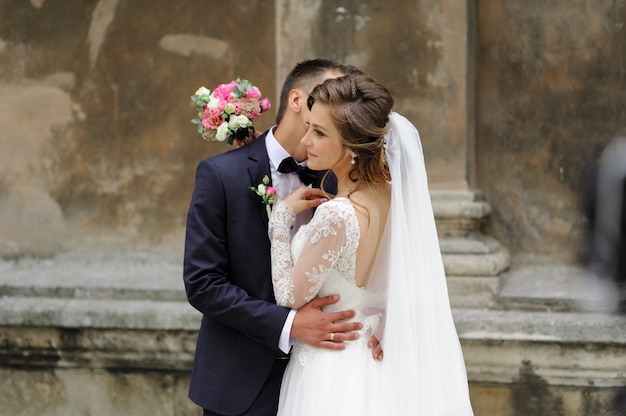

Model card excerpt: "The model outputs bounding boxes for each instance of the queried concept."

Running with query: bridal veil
[366,112,474,415]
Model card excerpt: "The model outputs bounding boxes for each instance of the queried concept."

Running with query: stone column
[423,0,509,307]
[276,0,473,188]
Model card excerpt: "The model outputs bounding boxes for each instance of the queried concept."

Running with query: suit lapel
[245,134,337,225]
[246,133,272,225]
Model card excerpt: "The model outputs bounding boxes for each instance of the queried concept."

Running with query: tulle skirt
[277,340,386,416]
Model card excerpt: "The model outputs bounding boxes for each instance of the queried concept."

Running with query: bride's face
[301,103,351,173]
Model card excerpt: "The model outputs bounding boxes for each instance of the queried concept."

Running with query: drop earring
[351,153,357,165]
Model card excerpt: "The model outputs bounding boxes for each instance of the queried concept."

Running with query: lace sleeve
[269,201,349,309]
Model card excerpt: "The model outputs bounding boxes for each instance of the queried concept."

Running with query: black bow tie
[277,157,317,185]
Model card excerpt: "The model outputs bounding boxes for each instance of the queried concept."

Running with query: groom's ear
[288,89,305,113]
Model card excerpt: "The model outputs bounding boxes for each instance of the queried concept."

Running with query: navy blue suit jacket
[184,133,287,414]
[183,132,334,414]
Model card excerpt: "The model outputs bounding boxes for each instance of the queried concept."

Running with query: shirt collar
[265,126,291,169]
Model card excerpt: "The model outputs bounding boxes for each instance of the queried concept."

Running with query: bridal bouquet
[191,78,271,147]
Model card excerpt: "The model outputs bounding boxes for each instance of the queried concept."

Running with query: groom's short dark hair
[275,59,362,125]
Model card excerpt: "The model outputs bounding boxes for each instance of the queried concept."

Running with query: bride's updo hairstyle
[307,74,394,191]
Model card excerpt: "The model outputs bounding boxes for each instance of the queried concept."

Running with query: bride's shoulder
[314,197,354,219]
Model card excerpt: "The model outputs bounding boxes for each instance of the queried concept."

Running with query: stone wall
[1,1,624,261]
[475,0,626,260]
[1,1,626,414]
[0,0,276,257]
[0,327,200,416]
[0,0,474,258]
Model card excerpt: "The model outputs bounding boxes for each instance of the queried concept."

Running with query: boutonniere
[250,175,277,218]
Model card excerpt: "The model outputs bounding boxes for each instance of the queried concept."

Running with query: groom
[184,59,365,416]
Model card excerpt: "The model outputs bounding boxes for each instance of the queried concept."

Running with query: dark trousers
[203,358,289,416]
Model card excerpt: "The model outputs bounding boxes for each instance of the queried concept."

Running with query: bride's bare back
[349,183,391,288]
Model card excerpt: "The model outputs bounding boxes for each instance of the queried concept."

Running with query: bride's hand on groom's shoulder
[291,295,362,350]
[283,187,328,215]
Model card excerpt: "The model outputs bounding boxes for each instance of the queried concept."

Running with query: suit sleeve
[183,158,289,351]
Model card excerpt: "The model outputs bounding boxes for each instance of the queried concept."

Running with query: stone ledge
[0,296,201,330]
[439,233,510,279]
[455,309,626,345]
[443,250,511,277]
[431,189,492,236]
[0,250,185,302]
[5,251,623,395]
[455,309,626,388]
[447,276,500,309]
[440,234,502,254]
[2,304,623,390]
[432,199,491,220]
[497,259,622,313]
[0,326,197,371]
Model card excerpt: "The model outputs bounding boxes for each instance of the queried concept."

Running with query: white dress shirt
[265,127,314,235]
[265,127,313,353]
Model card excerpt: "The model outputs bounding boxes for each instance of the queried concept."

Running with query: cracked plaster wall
[476,0,626,260]
[0,0,623,262]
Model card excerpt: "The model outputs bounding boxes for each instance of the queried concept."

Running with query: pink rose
[211,88,223,101]
[266,186,277,196]
[217,98,229,111]
[213,82,236,101]
[245,87,261,99]
[260,98,271,111]
[202,108,223,130]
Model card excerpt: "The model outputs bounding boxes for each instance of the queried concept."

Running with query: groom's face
[298,70,345,135]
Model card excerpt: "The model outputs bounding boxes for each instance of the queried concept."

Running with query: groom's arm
[185,158,363,351]
[184,158,288,350]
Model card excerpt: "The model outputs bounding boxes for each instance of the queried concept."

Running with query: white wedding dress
[270,198,387,415]
[269,113,474,415]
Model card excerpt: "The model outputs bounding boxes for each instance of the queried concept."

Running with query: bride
[269,73,474,415]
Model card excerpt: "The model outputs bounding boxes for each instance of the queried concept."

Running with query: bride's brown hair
[307,74,394,194]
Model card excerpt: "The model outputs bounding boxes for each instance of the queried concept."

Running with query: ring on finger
[330,333,335,341]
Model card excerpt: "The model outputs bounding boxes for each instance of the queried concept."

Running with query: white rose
[257,184,266,194]
[228,115,252,130]
[207,95,220,110]
[215,122,229,142]
[194,86,210,96]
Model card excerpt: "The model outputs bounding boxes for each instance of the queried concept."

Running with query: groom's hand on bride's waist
[291,295,362,350]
